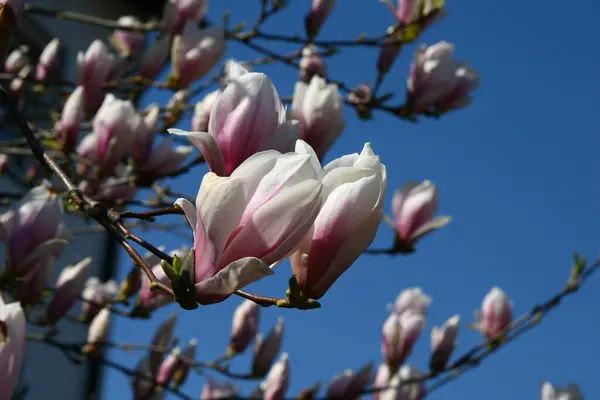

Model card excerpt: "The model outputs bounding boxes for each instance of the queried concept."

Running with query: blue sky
[102,0,600,399]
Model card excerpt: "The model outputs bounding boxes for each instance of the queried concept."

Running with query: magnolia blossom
[133,103,160,164]
[430,314,459,372]
[164,0,208,34]
[0,154,9,172]
[83,307,111,355]
[46,257,92,323]
[135,137,194,180]
[476,287,513,339]
[137,247,188,314]
[381,311,425,370]
[132,354,158,399]
[156,347,181,387]
[81,277,118,321]
[170,22,225,88]
[201,377,239,400]
[36,38,60,81]
[1,185,67,277]
[5,45,28,73]
[174,144,323,304]
[9,63,30,96]
[222,59,252,83]
[77,40,115,110]
[110,16,144,56]
[230,299,260,354]
[305,0,336,38]
[89,178,140,207]
[541,381,584,400]
[172,339,197,389]
[299,45,326,83]
[373,363,392,400]
[381,0,443,25]
[0,295,26,400]
[407,41,479,114]
[394,287,431,316]
[140,34,172,80]
[291,141,386,299]
[261,353,290,400]
[17,254,56,305]
[55,85,85,152]
[292,75,345,160]
[150,314,177,370]
[92,94,141,173]
[347,83,373,120]
[326,363,373,400]
[252,318,284,377]
[381,365,426,400]
[191,89,220,133]
[391,180,450,251]
[170,63,300,176]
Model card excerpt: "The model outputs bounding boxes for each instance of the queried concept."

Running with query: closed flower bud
[46,257,92,323]
[83,307,111,356]
[292,75,345,160]
[16,256,55,306]
[9,63,30,96]
[347,83,373,120]
[191,89,220,133]
[291,141,386,300]
[140,34,172,80]
[305,0,336,39]
[0,295,26,400]
[429,314,459,372]
[110,16,144,57]
[394,287,431,316]
[326,362,373,400]
[55,86,85,153]
[541,381,583,400]
[36,38,60,81]
[261,352,290,400]
[92,94,141,173]
[201,377,239,400]
[133,103,160,165]
[377,29,402,75]
[5,45,28,73]
[407,41,479,115]
[170,63,299,176]
[476,287,512,339]
[156,346,181,387]
[77,40,115,111]
[252,317,284,377]
[170,22,225,88]
[132,354,157,399]
[81,277,118,322]
[0,154,9,173]
[229,299,260,355]
[172,339,197,389]
[116,265,142,302]
[150,313,177,370]
[3,185,67,277]
[381,311,425,371]
[299,45,326,83]
[391,180,450,252]
[136,137,193,180]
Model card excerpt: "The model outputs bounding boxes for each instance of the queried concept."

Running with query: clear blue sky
[103,0,600,399]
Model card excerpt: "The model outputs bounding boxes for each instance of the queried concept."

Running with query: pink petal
[168,128,227,176]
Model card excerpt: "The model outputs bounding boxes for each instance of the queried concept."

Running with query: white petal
[194,257,274,298]
[168,128,226,176]
[174,198,198,238]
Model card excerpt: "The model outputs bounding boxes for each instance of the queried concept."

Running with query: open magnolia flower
[169,61,299,176]
[173,141,323,304]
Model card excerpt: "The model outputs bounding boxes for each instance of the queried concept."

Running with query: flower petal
[16,238,68,274]
[168,128,227,176]
[174,198,198,237]
[219,179,322,268]
[194,257,274,304]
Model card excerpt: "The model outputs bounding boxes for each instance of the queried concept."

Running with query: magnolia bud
[252,317,284,377]
[229,299,260,355]
[201,377,239,400]
[299,45,326,83]
[0,295,26,400]
[305,0,336,39]
[36,38,60,81]
[55,86,85,153]
[477,287,512,339]
[46,257,92,323]
[394,287,431,316]
[110,16,144,56]
[381,311,425,371]
[83,307,111,356]
[261,353,290,400]
[429,314,459,372]
[140,34,171,80]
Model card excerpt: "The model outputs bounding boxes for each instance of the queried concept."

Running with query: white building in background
[3,1,166,398]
